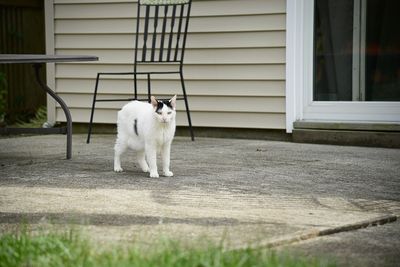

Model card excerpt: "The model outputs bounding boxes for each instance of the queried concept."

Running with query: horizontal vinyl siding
[55,15,285,33]
[52,0,286,129]
[54,0,285,17]
[56,64,285,80]
[55,32,285,49]
[56,48,286,64]
[56,110,286,129]
[55,94,286,113]
[56,79,285,96]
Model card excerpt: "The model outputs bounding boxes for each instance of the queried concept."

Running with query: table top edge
[0,54,99,63]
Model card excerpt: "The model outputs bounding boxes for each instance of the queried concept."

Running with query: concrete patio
[0,134,399,266]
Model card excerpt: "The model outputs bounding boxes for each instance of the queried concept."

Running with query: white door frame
[285,0,400,133]
[45,0,56,125]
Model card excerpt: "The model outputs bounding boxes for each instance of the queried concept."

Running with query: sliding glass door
[313,0,400,102]
[290,0,400,123]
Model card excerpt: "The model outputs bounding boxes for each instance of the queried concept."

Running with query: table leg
[33,64,72,159]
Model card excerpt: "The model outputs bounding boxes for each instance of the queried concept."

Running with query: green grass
[0,228,336,267]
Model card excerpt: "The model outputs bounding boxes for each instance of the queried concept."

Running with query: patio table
[0,54,99,159]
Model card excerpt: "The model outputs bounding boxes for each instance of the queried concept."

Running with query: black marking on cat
[155,102,164,113]
[134,119,139,136]
[155,100,173,113]
[163,100,173,109]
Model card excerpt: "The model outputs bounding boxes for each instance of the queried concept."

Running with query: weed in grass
[14,106,47,128]
[0,228,336,267]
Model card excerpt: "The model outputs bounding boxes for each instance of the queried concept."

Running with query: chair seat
[140,0,189,4]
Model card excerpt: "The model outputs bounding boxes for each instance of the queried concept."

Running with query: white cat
[113,95,177,178]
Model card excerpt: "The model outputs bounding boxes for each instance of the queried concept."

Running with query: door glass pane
[314,0,354,101]
[365,0,400,101]
[314,0,400,102]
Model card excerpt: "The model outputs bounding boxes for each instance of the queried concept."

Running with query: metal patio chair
[86,0,194,143]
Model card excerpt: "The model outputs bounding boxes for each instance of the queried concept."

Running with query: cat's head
[151,95,177,123]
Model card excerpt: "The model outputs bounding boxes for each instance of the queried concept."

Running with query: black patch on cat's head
[155,100,173,113]
[163,100,173,109]
[155,101,164,113]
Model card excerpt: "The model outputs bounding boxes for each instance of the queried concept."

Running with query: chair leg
[147,73,151,102]
[134,73,138,99]
[179,72,194,141]
[87,73,100,144]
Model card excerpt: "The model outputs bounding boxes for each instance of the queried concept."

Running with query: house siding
[51,0,286,129]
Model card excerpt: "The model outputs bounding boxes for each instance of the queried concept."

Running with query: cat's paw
[114,166,123,172]
[163,171,174,177]
[149,171,159,178]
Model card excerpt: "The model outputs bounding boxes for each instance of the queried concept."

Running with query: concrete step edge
[235,214,398,250]
[294,121,400,132]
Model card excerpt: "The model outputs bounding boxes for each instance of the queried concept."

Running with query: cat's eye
[156,111,162,115]
[167,112,172,115]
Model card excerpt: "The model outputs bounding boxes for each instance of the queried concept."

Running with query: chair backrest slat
[150,5,159,62]
[167,5,177,61]
[180,1,191,64]
[135,0,192,64]
[141,5,151,62]
[174,4,185,62]
[159,6,169,61]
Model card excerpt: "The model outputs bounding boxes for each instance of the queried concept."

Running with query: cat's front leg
[162,141,173,177]
[145,143,159,178]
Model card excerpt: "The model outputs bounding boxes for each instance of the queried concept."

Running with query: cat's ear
[169,95,177,109]
[151,96,158,109]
